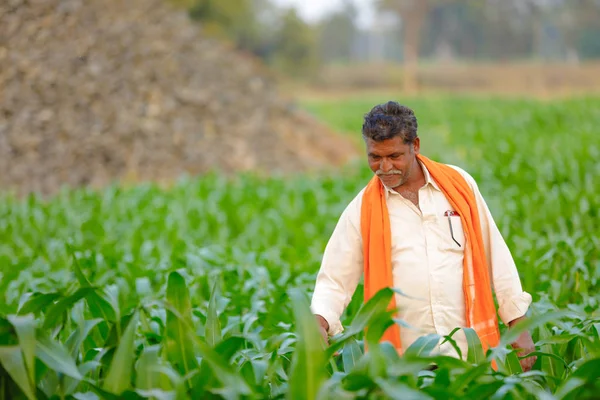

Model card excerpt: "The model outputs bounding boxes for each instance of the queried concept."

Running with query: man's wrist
[508,315,526,328]
[315,314,329,332]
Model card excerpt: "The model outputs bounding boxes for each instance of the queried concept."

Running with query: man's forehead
[366,137,409,152]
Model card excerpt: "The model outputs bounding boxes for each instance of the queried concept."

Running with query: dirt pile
[0,0,358,196]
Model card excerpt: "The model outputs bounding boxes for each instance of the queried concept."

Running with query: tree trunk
[399,0,429,94]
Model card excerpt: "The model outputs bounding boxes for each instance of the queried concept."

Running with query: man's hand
[315,315,329,346]
[509,316,537,372]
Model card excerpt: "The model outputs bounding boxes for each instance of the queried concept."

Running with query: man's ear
[413,137,420,154]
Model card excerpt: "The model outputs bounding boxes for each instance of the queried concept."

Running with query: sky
[271,0,376,29]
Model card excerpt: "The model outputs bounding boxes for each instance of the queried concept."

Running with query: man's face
[366,136,420,189]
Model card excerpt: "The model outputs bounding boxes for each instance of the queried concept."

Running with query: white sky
[271,0,376,29]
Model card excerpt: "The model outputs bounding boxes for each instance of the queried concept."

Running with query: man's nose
[380,158,392,172]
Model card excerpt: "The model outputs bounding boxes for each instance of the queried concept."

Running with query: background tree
[377,0,432,93]
[316,0,359,64]
[271,8,319,79]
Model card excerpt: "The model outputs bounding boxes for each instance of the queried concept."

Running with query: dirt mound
[0,0,358,196]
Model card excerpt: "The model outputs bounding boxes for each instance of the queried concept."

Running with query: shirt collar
[382,159,441,198]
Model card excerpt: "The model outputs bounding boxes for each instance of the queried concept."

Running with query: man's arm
[311,194,364,341]
[468,176,533,325]
[453,166,536,370]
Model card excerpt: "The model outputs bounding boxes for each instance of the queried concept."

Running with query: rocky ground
[0,0,358,196]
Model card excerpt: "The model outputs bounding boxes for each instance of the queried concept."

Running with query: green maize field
[0,95,599,399]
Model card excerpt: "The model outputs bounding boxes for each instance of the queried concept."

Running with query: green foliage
[178,0,319,78]
[0,96,599,398]
[271,8,320,78]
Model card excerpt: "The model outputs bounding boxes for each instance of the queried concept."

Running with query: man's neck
[393,158,425,193]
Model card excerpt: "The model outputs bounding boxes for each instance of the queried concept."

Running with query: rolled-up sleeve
[479,199,532,324]
[453,168,533,325]
[310,193,364,336]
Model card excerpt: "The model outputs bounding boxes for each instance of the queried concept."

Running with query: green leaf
[135,388,180,400]
[593,323,600,339]
[342,370,376,393]
[135,344,163,391]
[0,346,36,400]
[66,318,103,359]
[327,287,395,357]
[214,336,247,361]
[196,336,247,392]
[348,288,395,333]
[86,289,118,324]
[403,333,441,359]
[250,359,268,387]
[380,341,402,364]
[69,245,93,287]
[287,288,326,400]
[505,349,524,375]
[448,363,490,394]
[554,377,588,400]
[7,314,36,388]
[569,358,600,380]
[342,338,362,373]
[43,288,96,330]
[463,328,485,365]
[536,334,579,346]
[206,280,222,347]
[18,293,61,316]
[65,360,102,394]
[536,323,564,385]
[165,272,199,379]
[72,392,103,400]
[463,381,504,398]
[525,351,570,371]
[103,311,139,394]
[195,339,252,396]
[69,247,117,322]
[499,311,573,347]
[375,377,433,400]
[579,336,600,358]
[364,311,395,345]
[36,335,83,380]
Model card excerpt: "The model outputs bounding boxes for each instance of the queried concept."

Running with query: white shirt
[310,160,532,359]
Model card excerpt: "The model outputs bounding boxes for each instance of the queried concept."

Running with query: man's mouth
[379,174,399,183]
[378,173,401,179]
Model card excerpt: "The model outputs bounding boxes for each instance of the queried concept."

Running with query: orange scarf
[360,154,500,354]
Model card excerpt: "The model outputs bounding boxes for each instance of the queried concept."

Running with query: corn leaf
[18,293,61,316]
[165,272,199,380]
[7,314,36,389]
[342,338,362,373]
[404,334,441,359]
[206,280,222,347]
[463,328,485,365]
[287,288,326,400]
[36,335,82,380]
[103,311,139,394]
[43,288,96,330]
[0,346,36,400]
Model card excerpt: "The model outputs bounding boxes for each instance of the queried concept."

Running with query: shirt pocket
[436,214,465,253]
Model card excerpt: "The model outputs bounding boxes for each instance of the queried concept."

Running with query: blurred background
[1,0,600,196]
[174,0,600,94]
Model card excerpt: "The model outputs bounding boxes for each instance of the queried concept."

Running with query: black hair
[362,101,418,143]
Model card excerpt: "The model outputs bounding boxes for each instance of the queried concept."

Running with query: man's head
[362,101,420,189]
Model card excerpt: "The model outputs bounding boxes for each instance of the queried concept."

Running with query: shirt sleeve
[452,167,533,325]
[310,192,364,336]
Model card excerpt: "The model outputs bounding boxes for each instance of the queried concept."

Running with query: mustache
[376,170,403,176]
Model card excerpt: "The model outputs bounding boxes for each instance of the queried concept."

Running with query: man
[310,101,537,371]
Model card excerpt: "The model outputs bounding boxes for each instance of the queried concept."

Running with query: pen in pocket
[444,210,461,247]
